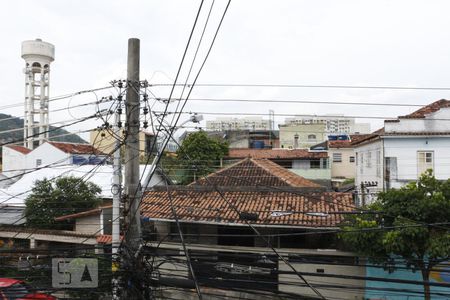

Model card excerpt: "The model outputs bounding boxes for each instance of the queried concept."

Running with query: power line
[162,97,427,107]
[149,82,450,91]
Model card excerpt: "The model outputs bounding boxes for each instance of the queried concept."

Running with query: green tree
[176,131,228,184]
[340,170,450,300]
[25,176,102,230]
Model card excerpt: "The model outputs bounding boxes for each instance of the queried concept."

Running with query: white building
[284,115,370,135]
[353,99,450,205]
[2,145,32,178]
[0,164,167,225]
[26,141,108,169]
[206,117,271,131]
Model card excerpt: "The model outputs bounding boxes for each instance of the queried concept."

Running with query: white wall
[2,147,27,178]
[384,136,450,185]
[26,143,69,169]
[385,108,450,133]
[355,140,384,204]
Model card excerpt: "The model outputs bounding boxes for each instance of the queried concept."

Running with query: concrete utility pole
[111,108,122,300]
[124,38,142,251]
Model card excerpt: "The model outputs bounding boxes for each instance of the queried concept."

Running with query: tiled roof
[141,189,354,228]
[5,145,32,154]
[227,148,327,159]
[191,158,321,188]
[48,142,106,155]
[399,99,450,119]
[96,234,123,244]
[0,225,95,238]
[351,128,384,146]
[328,140,352,148]
[55,205,112,221]
[328,135,371,148]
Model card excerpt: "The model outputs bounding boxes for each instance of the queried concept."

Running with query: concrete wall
[355,140,384,204]
[90,129,150,158]
[26,142,68,169]
[385,108,450,133]
[75,214,101,235]
[384,136,450,186]
[279,258,365,299]
[330,147,356,179]
[279,124,327,149]
[2,147,27,178]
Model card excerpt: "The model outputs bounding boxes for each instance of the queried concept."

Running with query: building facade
[279,123,327,149]
[206,117,271,131]
[283,115,370,135]
[354,99,450,205]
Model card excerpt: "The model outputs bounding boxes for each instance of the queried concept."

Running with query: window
[332,153,342,163]
[366,151,372,168]
[376,150,381,177]
[417,151,434,176]
[360,153,364,174]
[308,134,316,141]
[310,160,321,169]
[349,156,355,163]
[36,159,42,167]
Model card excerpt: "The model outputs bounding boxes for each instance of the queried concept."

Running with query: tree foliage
[340,170,450,300]
[176,131,228,184]
[25,176,102,230]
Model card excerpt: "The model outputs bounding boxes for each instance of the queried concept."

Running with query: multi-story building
[206,117,271,131]
[353,99,450,205]
[284,115,370,135]
[279,123,328,149]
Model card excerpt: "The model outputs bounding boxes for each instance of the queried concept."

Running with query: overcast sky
[2,0,450,140]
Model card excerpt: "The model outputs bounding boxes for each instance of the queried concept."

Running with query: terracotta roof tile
[227,148,327,159]
[55,205,112,221]
[141,189,354,228]
[399,99,450,119]
[191,158,321,188]
[5,145,32,154]
[48,142,106,155]
[96,234,124,244]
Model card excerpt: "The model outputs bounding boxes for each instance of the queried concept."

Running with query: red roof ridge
[47,141,106,155]
[5,144,32,154]
[399,99,450,119]
[55,205,112,221]
[251,158,321,188]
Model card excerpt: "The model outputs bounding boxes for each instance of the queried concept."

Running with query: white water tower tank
[21,38,55,149]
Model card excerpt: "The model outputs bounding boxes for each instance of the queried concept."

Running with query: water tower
[21,38,55,149]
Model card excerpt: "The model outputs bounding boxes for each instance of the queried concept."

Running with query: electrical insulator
[117,121,122,128]
[109,96,113,100]
[143,121,148,129]
[143,107,148,115]
[101,132,106,137]
[143,94,148,101]
[104,122,109,128]
[118,81,123,88]
[117,108,122,115]
[118,95,122,101]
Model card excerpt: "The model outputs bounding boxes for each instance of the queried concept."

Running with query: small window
[32,62,41,68]
[366,151,372,168]
[360,153,364,174]
[417,151,434,177]
[308,134,316,141]
[349,156,355,163]
[36,159,42,167]
[333,153,342,163]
